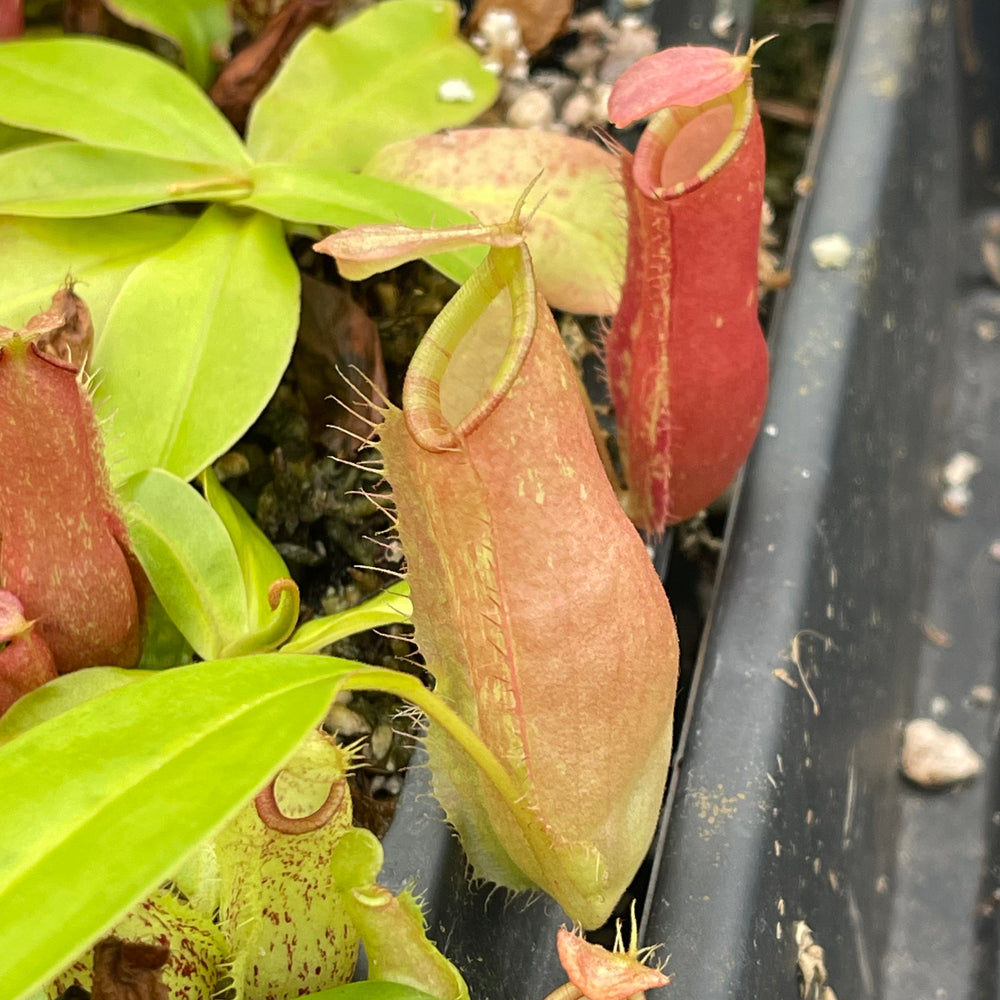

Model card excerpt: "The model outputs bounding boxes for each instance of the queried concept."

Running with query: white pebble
[506,87,555,129]
[942,450,982,487]
[970,684,996,707]
[810,233,853,269]
[940,483,971,516]
[370,722,394,762]
[478,9,520,50]
[929,695,950,717]
[711,9,736,37]
[561,91,595,129]
[900,718,983,787]
[976,319,998,342]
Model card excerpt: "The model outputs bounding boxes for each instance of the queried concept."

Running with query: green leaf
[0,651,541,1000]
[137,592,196,670]
[245,0,498,171]
[0,653,380,1000]
[0,141,252,218]
[0,37,248,165]
[92,205,300,482]
[103,0,232,88]
[282,581,412,654]
[119,467,249,659]
[0,668,149,747]
[0,213,193,333]
[0,122,52,152]
[199,466,299,656]
[199,467,289,627]
[246,162,484,283]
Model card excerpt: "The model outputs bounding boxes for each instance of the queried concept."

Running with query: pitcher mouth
[633,78,755,200]
[402,243,537,452]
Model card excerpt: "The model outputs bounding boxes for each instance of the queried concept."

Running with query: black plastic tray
[643,0,1000,997]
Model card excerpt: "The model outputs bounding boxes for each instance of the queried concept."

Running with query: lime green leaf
[246,162,484,283]
[92,205,300,482]
[365,129,627,314]
[103,0,232,88]
[0,653,380,1000]
[0,141,252,218]
[119,467,249,659]
[199,467,289,626]
[122,468,297,661]
[245,0,497,171]
[0,213,193,333]
[0,122,52,152]
[0,652,543,1000]
[282,581,412,654]
[0,37,248,165]
[137,592,196,670]
[0,668,149,747]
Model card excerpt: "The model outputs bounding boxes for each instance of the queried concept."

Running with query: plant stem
[166,176,254,199]
[338,667,558,877]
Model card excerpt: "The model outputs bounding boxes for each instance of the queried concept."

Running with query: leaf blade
[0,213,193,333]
[119,467,250,659]
[281,581,413,654]
[0,668,149,747]
[245,0,497,170]
[0,142,252,218]
[92,205,300,482]
[0,654,375,1000]
[200,467,290,628]
[0,122,53,152]
[0,37,247,165]
[103,0,233,88]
